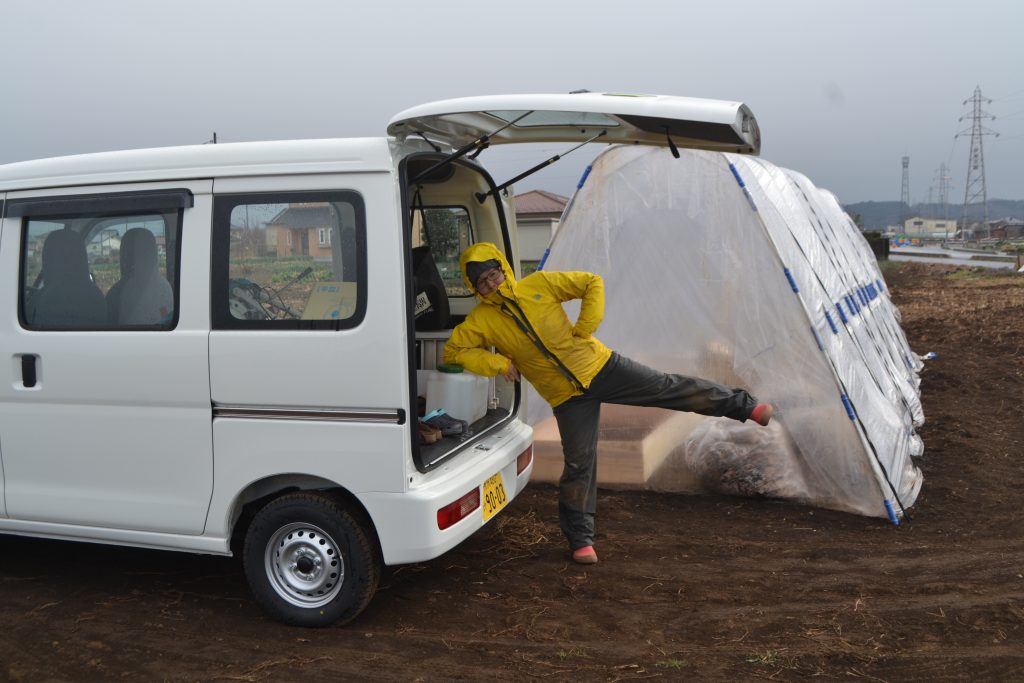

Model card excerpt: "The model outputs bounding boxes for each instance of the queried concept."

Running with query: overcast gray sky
[2,0,1021,205]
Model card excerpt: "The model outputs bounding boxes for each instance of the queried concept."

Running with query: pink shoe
[750,403,773,426]
[572,545,598,564]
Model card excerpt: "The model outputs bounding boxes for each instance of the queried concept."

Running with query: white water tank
[425,364,489,424]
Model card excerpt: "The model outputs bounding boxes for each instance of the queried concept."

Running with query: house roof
[267,206,335,229]
[512,190,569,216]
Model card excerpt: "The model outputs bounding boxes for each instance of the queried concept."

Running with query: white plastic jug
[425,364,489,424]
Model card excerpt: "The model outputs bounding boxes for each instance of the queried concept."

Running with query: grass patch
[556,648,589,661]
[947,267,1001,281]
[746,650,784,665]
[655,658,689,670]
[876,259,905,274]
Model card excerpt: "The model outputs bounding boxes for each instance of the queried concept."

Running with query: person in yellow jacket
[444,243,772,565]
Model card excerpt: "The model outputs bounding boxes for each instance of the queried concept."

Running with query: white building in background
[902,216,955,238]
[512,190,568,271]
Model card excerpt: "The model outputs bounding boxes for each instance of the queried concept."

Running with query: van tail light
[437,488,480,530]
[516,445,533,475]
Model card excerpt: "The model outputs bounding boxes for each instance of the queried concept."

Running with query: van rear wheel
[243,492,380,627]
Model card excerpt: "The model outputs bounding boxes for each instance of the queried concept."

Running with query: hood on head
[459,242,516,302]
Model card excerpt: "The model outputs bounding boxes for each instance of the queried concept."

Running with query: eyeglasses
[474,268,503,291]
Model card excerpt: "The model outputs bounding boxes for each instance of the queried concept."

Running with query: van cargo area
[404,155,519,470]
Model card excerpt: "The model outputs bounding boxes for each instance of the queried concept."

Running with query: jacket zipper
[499,294,586,393]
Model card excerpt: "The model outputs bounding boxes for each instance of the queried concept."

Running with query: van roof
[0,138,395,192]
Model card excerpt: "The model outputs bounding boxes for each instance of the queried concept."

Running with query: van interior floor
[418,407,510,465]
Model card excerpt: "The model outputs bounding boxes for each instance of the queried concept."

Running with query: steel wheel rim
[264,522,345,608]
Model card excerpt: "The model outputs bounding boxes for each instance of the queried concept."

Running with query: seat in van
[105,228,173,325]
[25,229,106,328]
[411,245,450,331]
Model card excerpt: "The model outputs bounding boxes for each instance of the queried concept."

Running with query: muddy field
[2,262,1023,681]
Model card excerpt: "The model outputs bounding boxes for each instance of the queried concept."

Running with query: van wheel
[243,492,380,627]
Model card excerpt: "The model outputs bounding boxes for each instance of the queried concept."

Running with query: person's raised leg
[589,353,762,422]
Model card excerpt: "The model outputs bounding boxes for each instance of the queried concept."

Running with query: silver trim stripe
[213,405,402,424]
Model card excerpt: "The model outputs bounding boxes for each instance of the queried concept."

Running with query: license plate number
[482,472,508,521]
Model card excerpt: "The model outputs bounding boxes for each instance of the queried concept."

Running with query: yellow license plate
[482,471,508,521]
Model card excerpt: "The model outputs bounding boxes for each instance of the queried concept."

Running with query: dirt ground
[2,262,1022,682]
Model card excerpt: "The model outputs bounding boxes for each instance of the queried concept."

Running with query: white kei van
[0,93,759,626]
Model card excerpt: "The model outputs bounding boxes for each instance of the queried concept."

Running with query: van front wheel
[243,492,380,627]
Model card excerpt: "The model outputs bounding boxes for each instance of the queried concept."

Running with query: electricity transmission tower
[956,86,998,237]
[937,163,951,219]
[900,156,910,216]
[929,163,953,239]
[929,163,952,214]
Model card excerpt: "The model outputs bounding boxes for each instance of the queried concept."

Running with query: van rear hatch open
[388,92,760,155]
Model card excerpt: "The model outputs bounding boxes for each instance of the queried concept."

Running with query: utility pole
[956,86,998,238]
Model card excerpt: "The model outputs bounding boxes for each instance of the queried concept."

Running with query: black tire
[243,492,380,627]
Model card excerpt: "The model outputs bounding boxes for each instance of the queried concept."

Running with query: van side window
[19,206,181,331]
[411,206,474,297]
[211,192,367,330]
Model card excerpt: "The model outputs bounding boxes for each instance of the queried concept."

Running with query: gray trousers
[552,352,757,550]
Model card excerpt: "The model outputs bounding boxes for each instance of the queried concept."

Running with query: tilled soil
[2,262,1023,681]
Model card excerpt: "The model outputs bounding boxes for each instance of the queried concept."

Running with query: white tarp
[526,145,923,521]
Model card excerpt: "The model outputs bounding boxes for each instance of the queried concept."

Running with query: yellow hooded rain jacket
[443,242,613,407]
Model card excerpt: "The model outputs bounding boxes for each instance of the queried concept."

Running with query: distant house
[902,216,956,238]
[85,228,122,258]
[988,219,1024,240]
[264,203,336,260]
[512,190,568,271]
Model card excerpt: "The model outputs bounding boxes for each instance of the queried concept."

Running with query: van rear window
[211,191,367,330]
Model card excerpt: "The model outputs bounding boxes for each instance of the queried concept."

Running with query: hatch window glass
[411,206,474,297]
[485,110,619,128]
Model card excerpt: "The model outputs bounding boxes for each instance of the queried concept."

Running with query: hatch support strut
[474,129,608,204]
[409,111,534,184]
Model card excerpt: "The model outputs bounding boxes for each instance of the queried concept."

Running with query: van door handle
[21,354,38,388]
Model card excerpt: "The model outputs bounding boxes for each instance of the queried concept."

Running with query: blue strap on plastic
[784,267,799,293]
[824,310,838,334]
[728,162,746,187]
[576,164,592,190]
[537,246,551,272]
[876,278,885,293]
[728,162,759,212]
[421,409,447,421]
[840,393,856,420]
[811,326,824,352]
[836,302,848,324]
[884,499,900,525]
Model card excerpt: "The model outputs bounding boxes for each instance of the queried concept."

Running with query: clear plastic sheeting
[526,145,923,520]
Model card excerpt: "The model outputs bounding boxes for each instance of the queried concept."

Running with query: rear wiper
[410,111,534,184]
[475,129,607,204]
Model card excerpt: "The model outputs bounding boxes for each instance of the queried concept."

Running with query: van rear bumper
[361,420,533,565]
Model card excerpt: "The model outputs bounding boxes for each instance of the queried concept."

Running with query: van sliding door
[0,182,215,534]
